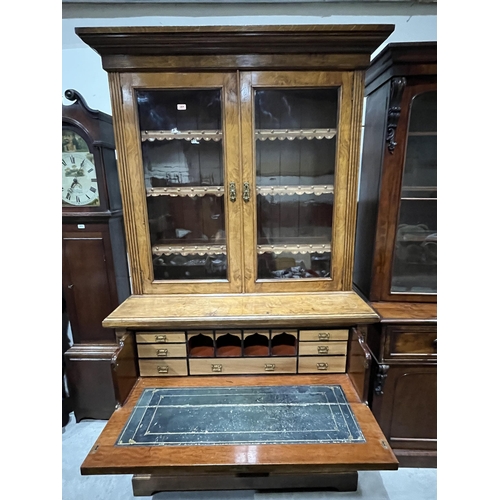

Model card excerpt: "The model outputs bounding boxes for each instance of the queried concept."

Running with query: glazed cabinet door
[380,82,437,302]
[114,72,243,294]
[240,71,362,292]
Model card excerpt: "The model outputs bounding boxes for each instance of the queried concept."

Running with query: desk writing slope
[81,376,398,476]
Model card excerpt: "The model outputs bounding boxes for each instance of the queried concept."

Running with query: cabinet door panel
[241,71,361,293]
[62,227,117,343]
[371,363,436,451]
[116,72,243,294]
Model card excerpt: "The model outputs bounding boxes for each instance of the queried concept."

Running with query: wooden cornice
[76,25,395,58]
[365,41,437,93]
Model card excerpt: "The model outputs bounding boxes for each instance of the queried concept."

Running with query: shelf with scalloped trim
[256,185,334,196]
[255,128,336,141]
[146,186,224,197]
[152,244,227,256]
[257,242,331,255]
[141,129,223,142]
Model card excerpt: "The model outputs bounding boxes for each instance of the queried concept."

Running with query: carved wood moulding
[374,364,390,395]
[386,77,406,154]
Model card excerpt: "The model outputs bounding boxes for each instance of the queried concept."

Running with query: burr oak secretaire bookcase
[73,25,399,495]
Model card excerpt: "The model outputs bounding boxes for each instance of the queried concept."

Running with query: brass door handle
[243,182,251,202]
[229,182,237,202]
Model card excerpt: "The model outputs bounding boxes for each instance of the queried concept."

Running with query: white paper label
[177,104,187,110]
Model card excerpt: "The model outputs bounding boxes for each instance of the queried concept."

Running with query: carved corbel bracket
[374,364,390,395]
[386,77,406,154]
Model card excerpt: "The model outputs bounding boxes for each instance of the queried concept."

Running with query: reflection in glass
[137,89,227,281]
[391,91,437,293]
[254,88,338,280]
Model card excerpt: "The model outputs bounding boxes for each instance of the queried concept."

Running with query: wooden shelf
[400,197,437,201]
[147,186,224,197]
[257,185,334,196]
[152,244,227,256]
[255,128,336,141]
[407,131,437,137]
[401,186,436,191]
[257,242,331,255]
[141,129,222,142]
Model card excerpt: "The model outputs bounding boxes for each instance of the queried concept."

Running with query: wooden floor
[81,374,398,476]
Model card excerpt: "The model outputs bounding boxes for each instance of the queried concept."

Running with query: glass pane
[137,89,227,281]
[391,91,437,294]
[254,88,338,280]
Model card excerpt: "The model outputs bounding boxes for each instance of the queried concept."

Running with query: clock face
[62,130,100,207]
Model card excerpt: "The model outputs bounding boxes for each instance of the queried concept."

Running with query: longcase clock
[62,89,131,421]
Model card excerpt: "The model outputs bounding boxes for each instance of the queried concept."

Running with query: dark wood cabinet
[354,42,437,467]
[363,308,437,467]
[62,91,131,421]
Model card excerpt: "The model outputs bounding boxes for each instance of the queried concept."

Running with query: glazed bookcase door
[381,82,437,302]
[115,72,243,294]
[240,71,360,293]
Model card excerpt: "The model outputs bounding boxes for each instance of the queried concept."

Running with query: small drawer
[136,332,185,343]
[298,356,346,373]
[299,329,349,342]
[139,359,188,376]
[189,358,297,375]
[137,343,187,358]
[385,326,437,359]
[299,341,347,356]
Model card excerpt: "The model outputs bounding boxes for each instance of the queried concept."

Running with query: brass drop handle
[156,349,168,356]
[243,182,251,202]
[317,363,328,370]
[229,182,237,202]
[157,366,169,373]
[318,332,330,340]
[317,346,329,354]
[264,364,276,371]
[212,364,223,372]
[155,335,167,342]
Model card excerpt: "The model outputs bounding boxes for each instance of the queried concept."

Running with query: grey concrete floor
[62,413,437,500]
